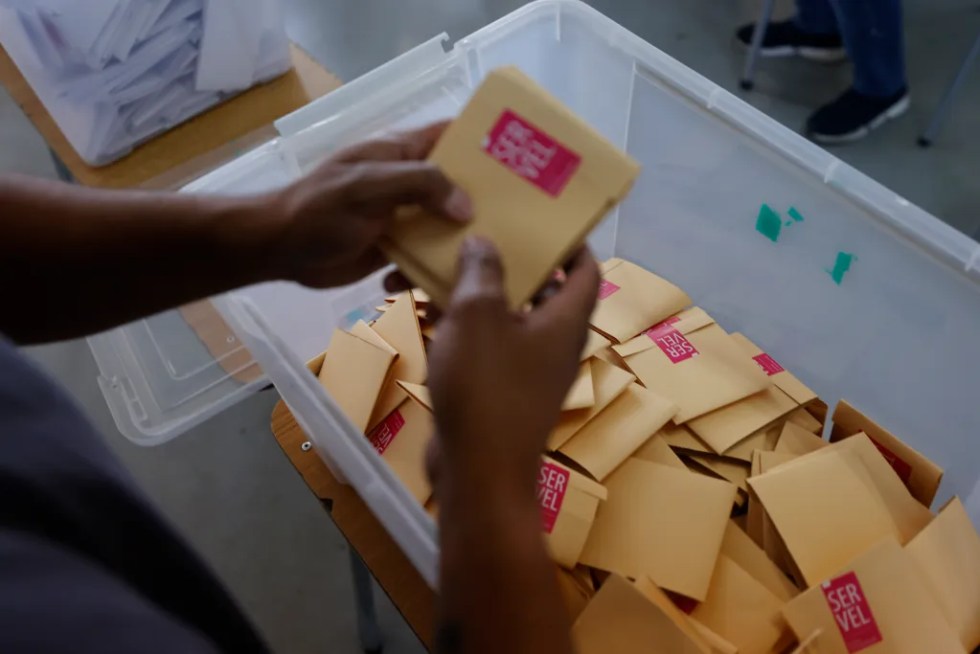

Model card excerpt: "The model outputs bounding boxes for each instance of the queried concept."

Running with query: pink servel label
[483,109,581,196]
[597,279,621,300]
[537,462,570,534]
[868,437,913,484]
[645,318,698,364]
[368,409,406,455]
[753,352,785,376]
[821,572,883,653]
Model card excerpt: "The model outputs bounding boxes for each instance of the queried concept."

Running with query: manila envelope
[774,422,828,457]
[572,574,711,654]
[318,328,397,433]
[618,322,771,423]
[562,361,596,411]
[396,380,431,410]
[748,436,933,588]
[381,66,640,310]
[580,459,736,600]
[786,406,823,434]
[721,520,799,602]
[589,258,691,343]
[581,329,612,362]
[724,423,782,462]
[690,554,792,654]
[557,565,596,623]
[829,400,943,507]
[369,292,428,430]
[690,619,738,654]
[747,450,803,578]
[559,383,677,481]
[658,423,714,456]
[905,497,980,651]
[781,539,963,654]
[547,358,635,451]
[367,396,432,505]
[683,453,750,492]
[632,433,688,471]
[730,333,818,406]
[538,457,608,569]
[611,306,715,359]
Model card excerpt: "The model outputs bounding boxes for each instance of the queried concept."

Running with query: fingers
[529,247,600,329]
[383,270,413,293]
[341,160,472,223]
[448,236,506,310]
[335,120,451,163]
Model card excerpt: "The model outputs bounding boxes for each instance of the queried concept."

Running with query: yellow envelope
[384,288,430,307]
[690,619,738,654]
[748,435,933,587]
[572,574,711,654]
[774,422,828,456]
[619,322,770,423]
[632,433,688,471]
[580,459,735,600]
[730,333,817,406]
[723,423,782,462]
[547,358,635,451]
[562,361,596,411]
[382,67,640,310]
[559,383,677,481]
[905,497,980,651]
[557,565,596,623]
[369,292,428,429]
[786,406,823,433]
[538,456,608,569]
[317,328,397,433]
[721,520,799,602]
[396,380,431,410]
[581,329,613,362]
[367,396,432,505]
[611,306,715,358]
[829,400,943,507]
[683,453,750,492]
[747,450,804,577]
[350,320,398,356]
[658,423,713,455]
[588,259,692,343]
[781,539,963,654]
[690,554,791,654]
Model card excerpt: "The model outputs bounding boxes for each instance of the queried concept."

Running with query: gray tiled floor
[2,1,979,653]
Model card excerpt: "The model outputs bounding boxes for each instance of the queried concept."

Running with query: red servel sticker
[821,572,883,653]
[645,319,698,364]
[868,437,913,484]
[753,352,785,376]
[537,462,570,534]
[597,279,620,300]
[484,109,581,196]
[368,410,406,455]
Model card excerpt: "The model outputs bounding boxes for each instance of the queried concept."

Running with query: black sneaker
[736,20,847,63]
[806,87,910,144]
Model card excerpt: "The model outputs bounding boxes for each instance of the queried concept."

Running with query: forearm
[0,175,278,343]
[437,462,573,654]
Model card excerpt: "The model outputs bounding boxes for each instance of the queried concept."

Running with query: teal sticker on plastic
[827,252,854,285]
[788,206,805,222]
[756,204,782,242]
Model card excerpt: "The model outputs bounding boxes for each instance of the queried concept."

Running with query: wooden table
[0,42,341,189]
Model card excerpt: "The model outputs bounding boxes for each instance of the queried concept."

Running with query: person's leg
[736,0,846,62]
[795,0,840,36]
[830,0,907,97]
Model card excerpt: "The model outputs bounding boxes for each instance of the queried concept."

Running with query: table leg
[349,549,385,654]
[918,33,980,147]
[740,0,778,90]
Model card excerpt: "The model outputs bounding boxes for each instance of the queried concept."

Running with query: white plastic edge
[213,293,440,588]
[274,33,452,137]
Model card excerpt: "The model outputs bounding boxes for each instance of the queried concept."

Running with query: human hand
[259,121,471,288]
[426,238,600,496]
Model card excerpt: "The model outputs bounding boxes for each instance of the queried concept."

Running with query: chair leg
[740,0,778,90]
[349,550,385,654]
[918,32,980,147]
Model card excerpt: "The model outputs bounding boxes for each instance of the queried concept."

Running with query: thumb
[449,236,506,309]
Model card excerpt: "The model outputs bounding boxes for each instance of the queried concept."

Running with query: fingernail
[444,187,473,222]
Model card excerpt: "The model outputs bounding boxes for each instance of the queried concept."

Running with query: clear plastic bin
[90,0,980,586]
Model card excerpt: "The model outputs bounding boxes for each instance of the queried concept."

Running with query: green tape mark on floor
[826,252,854,285]
[756,203,782,242]
[788,206,805,222]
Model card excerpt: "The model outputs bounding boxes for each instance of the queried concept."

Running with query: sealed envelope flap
[369,292,428,429]
[367,396,433,505]
[382,66,640,310]
[730,333,817,406]
[781,539,963,654]
[787,406,823,433]
[690,554,791,654]
[905,497,980,651]
[747,436,932,588]
[622,322,771,423]
[580,459,735,601]
[612,306,715,358]
[685,385,797,455]
[658,423,714,455]
[539,456,608,569]
[350,320,398,357]
[318,328,396,433]
[829,400,943,508]
[395,381,432,411]
[547,358,635,451]
[774,422,828,456]
[590,259,692,343]
[559,383,678,481]
[562,361,596,411]
[572,574,711,654]
[721,520,799,602]
[683,453,750,492]
[581,329,612,362]
[632,433,688,470]
[724,424,781,462]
